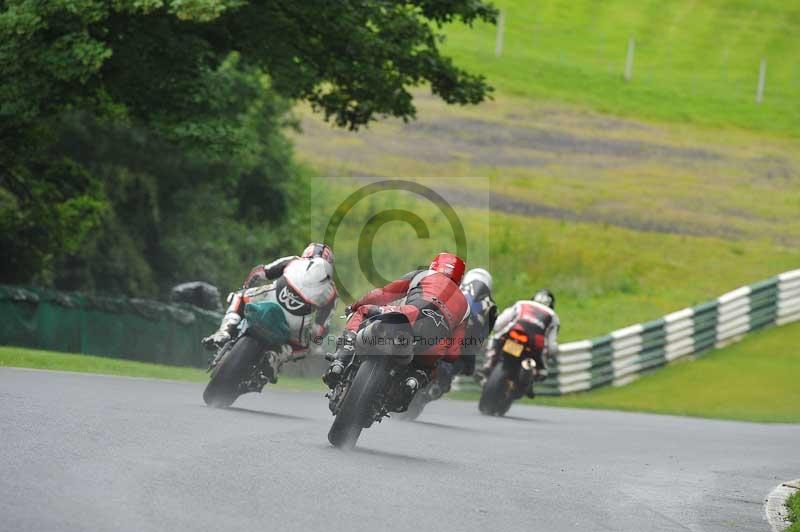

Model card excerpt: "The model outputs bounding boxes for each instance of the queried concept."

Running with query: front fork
[326,355,413,420]
[207,328,277,393]
[325,351,358,414]
[207,341,233,372]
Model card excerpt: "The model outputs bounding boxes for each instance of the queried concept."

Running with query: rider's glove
[311,323,327,343]
[202,330,230,350]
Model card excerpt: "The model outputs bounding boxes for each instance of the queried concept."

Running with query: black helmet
[532,288,555,310]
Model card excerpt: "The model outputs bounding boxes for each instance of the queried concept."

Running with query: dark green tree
[0,0,496,294]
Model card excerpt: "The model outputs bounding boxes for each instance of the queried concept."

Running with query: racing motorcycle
[325,312,421,449]
[203,257,334,408]
[477,327,539,416]
[202,294,291,408]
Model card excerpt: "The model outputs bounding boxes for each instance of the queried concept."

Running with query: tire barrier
[454,269,800,395]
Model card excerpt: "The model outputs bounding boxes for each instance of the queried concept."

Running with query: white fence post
[624,36,635,81]
[756,58,767,104]
[495,10,505,57]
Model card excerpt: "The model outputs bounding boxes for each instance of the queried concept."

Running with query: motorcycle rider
[202,243,337,376]
[458,268,498,376]
[322,252,469,408]
[428,268,498,398]
[477,288,559,398]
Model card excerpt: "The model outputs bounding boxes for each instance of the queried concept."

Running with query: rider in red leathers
[323,252,469,403]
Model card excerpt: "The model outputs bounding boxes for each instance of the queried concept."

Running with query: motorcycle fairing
[243,300,290,346]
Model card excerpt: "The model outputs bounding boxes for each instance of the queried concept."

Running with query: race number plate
[502,339,524,357]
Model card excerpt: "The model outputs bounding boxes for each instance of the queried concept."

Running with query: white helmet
[283,257,336,307]
[461,268,493,293]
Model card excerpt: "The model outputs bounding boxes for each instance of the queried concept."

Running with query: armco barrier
[0,285,222,367]
[454,269,800,395]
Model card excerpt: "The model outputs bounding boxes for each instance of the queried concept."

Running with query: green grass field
[442,0,800,136]
[0,347,326,392]
[788,490,800,532]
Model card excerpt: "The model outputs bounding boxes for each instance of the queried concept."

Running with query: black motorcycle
[203,299,291,408]
[477,327,539,416]
[325,313,421,449]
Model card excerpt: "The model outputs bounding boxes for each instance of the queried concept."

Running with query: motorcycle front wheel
[328,357,389,449]
[203,335,263,408]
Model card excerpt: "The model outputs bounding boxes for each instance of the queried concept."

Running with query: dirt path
[292,92,800,244]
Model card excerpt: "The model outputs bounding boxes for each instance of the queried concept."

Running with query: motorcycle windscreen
[243,300,291,346]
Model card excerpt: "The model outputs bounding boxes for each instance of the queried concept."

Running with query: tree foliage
[0,0,495,296]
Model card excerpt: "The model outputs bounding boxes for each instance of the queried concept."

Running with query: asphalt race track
[1,367,798,532]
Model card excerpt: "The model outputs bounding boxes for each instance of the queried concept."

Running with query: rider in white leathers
[203,243,337,378]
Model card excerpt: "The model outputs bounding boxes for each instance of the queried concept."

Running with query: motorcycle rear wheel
[328,357,388,449]
[478,363,514,416]
[203,335,263,408]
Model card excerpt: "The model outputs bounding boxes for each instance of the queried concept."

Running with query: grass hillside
[293,3,800,343]
[0,347,323,391]
[310,180,800,341]
[295,0,800,259]
[295,95,800,248]
[443,0,800,135]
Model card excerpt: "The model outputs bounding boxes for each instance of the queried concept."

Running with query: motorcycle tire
[478,363,514,416]
[328,357,388,449]
[203,335,263,408]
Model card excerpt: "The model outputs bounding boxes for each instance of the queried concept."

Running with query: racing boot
[261,345,293,385]
[526,382,536,399]
[201,312,241,350]
[322,330,357,388]
[397,369,429,412]
[473,361,495,385]
[474,346,499,384]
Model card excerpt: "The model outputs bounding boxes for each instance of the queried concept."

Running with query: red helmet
[429,252,466,284]
[301,242,334,264]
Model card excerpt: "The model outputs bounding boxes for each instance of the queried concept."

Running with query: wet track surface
[1,367,798,531]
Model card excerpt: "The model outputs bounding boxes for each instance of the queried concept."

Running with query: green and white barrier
[454,269,800,396]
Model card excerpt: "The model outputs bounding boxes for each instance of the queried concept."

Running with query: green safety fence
[0,285,222,367]
[454,268,800,395]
